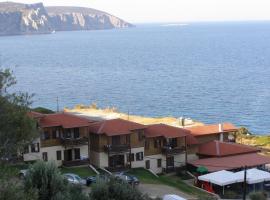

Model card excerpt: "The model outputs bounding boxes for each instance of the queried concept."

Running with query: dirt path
[138,183,195,199]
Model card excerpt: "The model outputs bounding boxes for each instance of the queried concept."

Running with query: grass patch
[255,136,270,146]
[127,168,211,197]
[60,166,96,178]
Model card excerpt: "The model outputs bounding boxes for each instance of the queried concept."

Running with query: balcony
[162,146,185,155]
[61,137,88,146]
[104,144,130,154]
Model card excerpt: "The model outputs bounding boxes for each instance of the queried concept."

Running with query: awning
[234,168,270,184]
[189,153,270,172]
[198,170,241,186]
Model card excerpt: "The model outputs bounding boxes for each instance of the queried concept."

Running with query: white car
[163,194,187,200]
[63,173,86,186]
[19,169,29,179]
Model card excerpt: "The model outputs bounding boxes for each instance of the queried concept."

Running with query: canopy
[197,166,208,174]
[198,170,241,186]
[234,168,270,184]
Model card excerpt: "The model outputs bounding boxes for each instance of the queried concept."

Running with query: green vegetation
[25,161,88,200]
[90,177,159,200]
[32,107,55,114]
[0,164,38,200]
[127,168,212,197]
[60,166,96,177]
[249,191,267,200]
[0,68,37,160]
[254,136,270,146]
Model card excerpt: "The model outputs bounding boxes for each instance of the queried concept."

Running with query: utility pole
[56,96,59,112]
[243,165,247,200]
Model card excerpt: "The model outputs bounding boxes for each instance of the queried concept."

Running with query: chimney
[219,123,224,142]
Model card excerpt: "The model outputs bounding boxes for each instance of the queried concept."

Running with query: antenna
[56,96,59,112]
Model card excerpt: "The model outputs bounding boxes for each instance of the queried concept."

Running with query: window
[138,130,144,141]
[52,130,56,139]
[31,143,40,153]
[74,128,80,138]
[136,152,144,161]
[65,129,72,138]
[145,140,150,150]
[145,160,150,169]
[167,156,174,167]
[157,159,162,168]
[42,152,48,161]
[74,148,80,160]
[43,131,50,140]
[112,136,121,145]
[127,153,134,162]
[154,139,161,148]
[56,150,62,160]
[168,138,177,148]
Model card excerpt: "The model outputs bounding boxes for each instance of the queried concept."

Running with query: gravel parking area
[138,183,195,199]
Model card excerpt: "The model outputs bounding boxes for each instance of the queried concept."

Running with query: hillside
[0,2,133,36]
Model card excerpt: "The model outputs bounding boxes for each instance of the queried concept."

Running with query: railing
[104,144,130,154]
[162,146,185,155]
[61,137,88,146]
[106,164,131,172]
[62,159,89,167]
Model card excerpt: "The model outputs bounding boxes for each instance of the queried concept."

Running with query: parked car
[63,173,86,186]
[114,172,140,185]
[86,174,110,186]
[19,169,29,179]
[163,194,187,200]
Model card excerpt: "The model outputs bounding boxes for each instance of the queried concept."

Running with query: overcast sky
[3,0,270,23]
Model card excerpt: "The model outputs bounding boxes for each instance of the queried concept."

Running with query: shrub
[24,161,88,200]
[89,177,154,200]
[249,191,267,200]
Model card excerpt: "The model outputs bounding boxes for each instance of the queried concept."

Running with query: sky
[3,0,270,23]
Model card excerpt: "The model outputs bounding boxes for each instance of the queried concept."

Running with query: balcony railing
[104,144,130,154]
[162,146,185,155]
[61,137,88,146]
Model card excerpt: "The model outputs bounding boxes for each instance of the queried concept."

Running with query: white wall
[90,151,108,168]
[174,153,186,167]
[144,154,166,174]
[130,147,145,168]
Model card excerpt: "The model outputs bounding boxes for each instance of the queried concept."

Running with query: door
[145,160,150,169]
[109,155,125,168]
[74,148,81,160]
[42,152,48,161]
[167,156,174,168]
[64,149,72,161]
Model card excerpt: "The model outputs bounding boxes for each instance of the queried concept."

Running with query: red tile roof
[145,124,190,139]
[189,153,270,172]
[89,118,146,136]
[198,140,259,157]
[39,113,93,128]
[27,111,45,119]
[185,123,238,137]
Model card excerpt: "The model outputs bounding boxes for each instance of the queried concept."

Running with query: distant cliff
[0,2,133,36]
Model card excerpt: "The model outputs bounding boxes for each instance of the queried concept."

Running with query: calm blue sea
[1,22,270,134]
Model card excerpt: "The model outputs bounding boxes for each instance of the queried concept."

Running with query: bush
[90,177,154,200]
[249,191,267,200]
[25,161,88,200]
[32,107,55,114]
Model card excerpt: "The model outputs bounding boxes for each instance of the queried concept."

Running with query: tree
[0,164,38,200]
[89,177,159,200]
[0,68,37,160]
[25,161,88,200]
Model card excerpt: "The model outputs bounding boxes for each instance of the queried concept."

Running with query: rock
[0,2,133,36]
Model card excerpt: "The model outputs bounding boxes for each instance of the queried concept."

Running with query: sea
[1,21,270,134]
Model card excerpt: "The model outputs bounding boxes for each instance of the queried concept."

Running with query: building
[185,123,238,161]
[24,112,94,166]
[188,140,270,172]
[144,124,191,173]
[88,118,147,171]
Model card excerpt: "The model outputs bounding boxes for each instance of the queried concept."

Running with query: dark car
[114,172,140,185]
[86,174,110,186]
